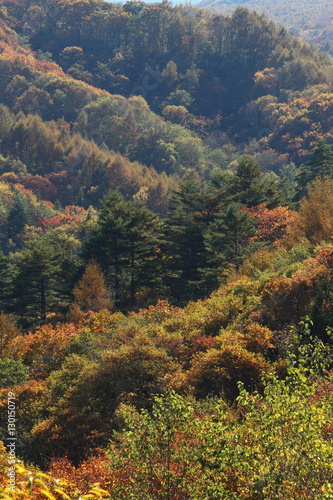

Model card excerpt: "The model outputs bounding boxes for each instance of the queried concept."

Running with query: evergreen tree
[9,236,72,327]
[7,192,31,241]
[82,192,160,308]
[232,156,280,207]
[204,202,257,272]
[295,140,333,200]
[0,251,10,306]
[310,277,333,343]
[162,180,225,303]
[279,162,298,205]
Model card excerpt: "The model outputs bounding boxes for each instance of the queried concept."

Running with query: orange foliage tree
[247,203,296,244]
[9,323,79,377]
[68,260,112,322]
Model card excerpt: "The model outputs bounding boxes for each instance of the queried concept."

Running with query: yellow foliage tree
[69,260,112,322]
[294,178,333,245]
[0,314,20,358]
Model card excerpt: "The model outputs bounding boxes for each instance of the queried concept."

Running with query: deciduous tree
[69,260,112,319]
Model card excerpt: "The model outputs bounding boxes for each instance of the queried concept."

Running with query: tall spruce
[162,180,224,303]
[295,140,333,200]
[232,155,281,207]
[9,236,74,327]
[310,276,333,343]
[204,202,257,273]
[7,192,31,241]
[82,191,160,308]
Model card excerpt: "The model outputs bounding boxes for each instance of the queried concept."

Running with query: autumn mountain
[0,1,332,498]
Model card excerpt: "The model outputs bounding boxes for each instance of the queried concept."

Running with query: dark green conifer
[9,236,73,327]
[233,156,281,207]
[161,179,225,303]
[204,202,257,272]
[82,191,160,307]
[7,193,31,240]
[310,276,333,343]
[295,140,333,200]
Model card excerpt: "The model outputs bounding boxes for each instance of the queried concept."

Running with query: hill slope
[199,0,333,54]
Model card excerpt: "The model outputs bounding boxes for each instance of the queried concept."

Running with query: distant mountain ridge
[0,0,333,169]
[198,0,333,54]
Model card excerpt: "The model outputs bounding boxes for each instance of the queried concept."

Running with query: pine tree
[0,251,10,306]
[9,236,73,327]
[82,191,160,308]
[310,276,333,343]
[7,192,31,241]
[204,202,257,272]
[162,179,226,303]
[295,140,333,200]
[232,155,280,207]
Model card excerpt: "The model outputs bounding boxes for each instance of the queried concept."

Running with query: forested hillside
[0,0,332,498]
[200,0,333,56]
